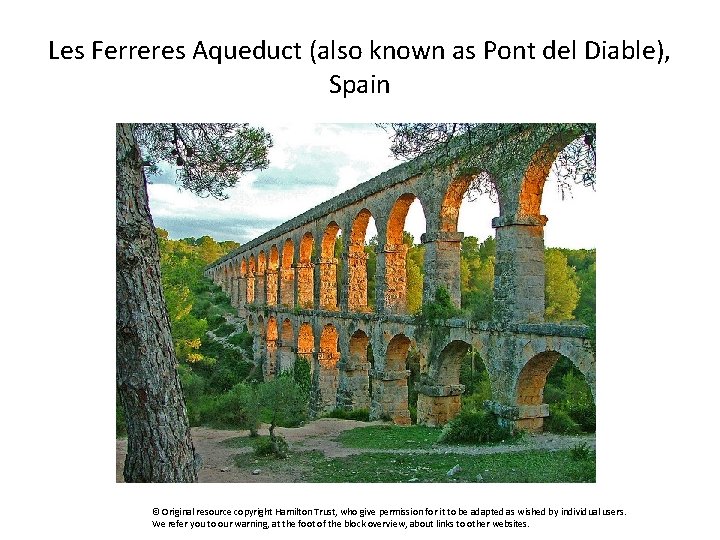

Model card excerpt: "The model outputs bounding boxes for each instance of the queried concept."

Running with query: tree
[544,249,580,321]
[377,123,596,198]
[258,375,308,457]
[116,123,272,482]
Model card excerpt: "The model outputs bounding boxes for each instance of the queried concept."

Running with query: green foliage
[458,237,594,327]
[417,286,461,324]
[325,408,370,421]
[137,123,273,200]
[199,382,261,432]
[545,249,580,321]
[459,350,491,401]
[460,236,495,321]
[227,331,253,354]
[544,357,596,434]
[253,434,290,458]
[212,322,236,337]
[545,406,582,434]
[406,257,423,314]
[438,409,514,444]
[292,357,312,401]
[570,442,594,461]
[258,374,308,432]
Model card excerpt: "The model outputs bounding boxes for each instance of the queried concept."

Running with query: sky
[147,123,598,249]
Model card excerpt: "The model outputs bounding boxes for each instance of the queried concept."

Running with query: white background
[2,0,718,538]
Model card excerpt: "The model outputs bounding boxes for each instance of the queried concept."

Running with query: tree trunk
[116,123,198,482]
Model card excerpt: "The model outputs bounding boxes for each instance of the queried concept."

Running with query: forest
[117,228,596,440]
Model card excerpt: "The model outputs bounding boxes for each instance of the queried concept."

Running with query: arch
[349,329,370,363]
[265,316,278,379]
[415,339,472,426]
[257,251,267,304]
[246,314,255,333]
[316,323,341,414]
[430,339,470,384]
[440,175,474,233]
[514,350,564,432]
[281,318,293,343]
[340,330,372,411]
[247,254,256,304]
[297,322,314,362]
[386,334,411,372]
[384,194,425,314]
[266,316,278,340]
[280,238,294,306]
[240,258,247,278]
[348,209,374,312]
[519,131,584,218]
[269,245,279,270]
[370,333,412,425]
[277,318,295,374]
[222,265,230,293]
[319,324,340,369]
[320,222,341,310]
[266,245,279,305]
[298,232,314,308]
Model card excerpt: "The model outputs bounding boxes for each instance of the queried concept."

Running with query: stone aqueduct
[205,124,596,431]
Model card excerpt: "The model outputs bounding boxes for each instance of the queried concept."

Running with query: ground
[116,418,595,483]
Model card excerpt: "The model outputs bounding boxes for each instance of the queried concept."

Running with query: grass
[336,425,442,450]
[232,448,595,483]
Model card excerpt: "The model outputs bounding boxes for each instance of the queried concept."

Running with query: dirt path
[116,419,595,483]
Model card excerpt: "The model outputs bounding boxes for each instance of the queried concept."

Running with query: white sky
[148,123,598,249]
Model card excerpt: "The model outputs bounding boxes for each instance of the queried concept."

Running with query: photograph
[116,123,597,483]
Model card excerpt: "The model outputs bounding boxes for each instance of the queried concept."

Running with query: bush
[545,405,582,434]
[325,409,370,421]
[199,383,261,432]
[258,375,308,429]
[213,323,236,337]
[254,434,289,458]
[206,313,226,330]
[227,331,253,353]
[567,403,596,433]
[177,363,207,402]
[417,287,462,324]
[438,409,513,444]
[570,442,593,461]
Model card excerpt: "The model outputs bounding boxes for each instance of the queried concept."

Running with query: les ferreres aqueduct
[205,124,595,432]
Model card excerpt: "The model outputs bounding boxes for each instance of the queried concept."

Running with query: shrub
[567,403,596,433]
[325,408,370,421]
[570,442,593,461]
[227,331,253,352]
[292,357,312,400]
[417,287,462,324]
[258,374,308,430]
[438,409,513,444]
[213,323,236,337]
[177,363,207,402]
[254,434,289,458]
[206,313,226,330]
[199,383,261,433]
[545,405,582,434]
